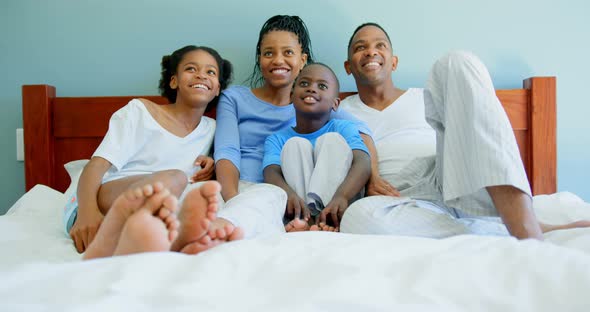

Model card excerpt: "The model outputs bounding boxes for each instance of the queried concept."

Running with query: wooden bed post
[22,85,55,191]
[524,77,556,195]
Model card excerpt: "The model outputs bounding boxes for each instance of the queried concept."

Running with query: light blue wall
[2,0,589,213]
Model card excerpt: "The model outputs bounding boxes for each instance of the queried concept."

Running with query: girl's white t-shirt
[93,99,215,183]
[339,88,436,176]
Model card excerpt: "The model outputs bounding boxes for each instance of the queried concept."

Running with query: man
[339,23,585,239]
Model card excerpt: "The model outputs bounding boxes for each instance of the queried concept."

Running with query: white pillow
[5,184,65,217]
[533,192,590,224]
[62,159,89,235]
[63,159,90,201]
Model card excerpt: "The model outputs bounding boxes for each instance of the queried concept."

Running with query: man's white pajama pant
[340,51,531,238]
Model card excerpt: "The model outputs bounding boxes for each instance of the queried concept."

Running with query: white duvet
[1,185,589,311]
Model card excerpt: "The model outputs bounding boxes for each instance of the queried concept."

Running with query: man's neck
[356,80,405,111]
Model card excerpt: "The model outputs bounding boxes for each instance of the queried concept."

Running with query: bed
[2,77,589,311]
[21,78,556,195]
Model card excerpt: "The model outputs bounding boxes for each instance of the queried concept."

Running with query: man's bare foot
[171,181,244,254]
[84,183,177,259]
[541,220,590,233]
[285,218,311,232]
[310,223,339,232]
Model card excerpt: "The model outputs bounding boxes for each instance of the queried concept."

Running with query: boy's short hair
[299,62,340,95]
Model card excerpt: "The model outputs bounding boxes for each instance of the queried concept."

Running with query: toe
[132,186,144,199]
[162,196,178,213]
[200,181,221,198]
[285,223,294,231]
[159,208,171,219]
[215,228,227,239]
[141,184,154,197]
[228,227,245,241]
[169,229,178,242]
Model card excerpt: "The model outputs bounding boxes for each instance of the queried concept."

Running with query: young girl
[210,15,373,239]
[68,45,233,253]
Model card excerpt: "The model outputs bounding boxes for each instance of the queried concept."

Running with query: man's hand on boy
[286,192,311,221]
[191,155,215,182]
[319,195,348,227]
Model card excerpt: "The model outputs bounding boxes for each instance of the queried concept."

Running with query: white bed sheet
[1,185,589,311]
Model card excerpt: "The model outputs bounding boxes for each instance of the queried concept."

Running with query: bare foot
[541,220,590,233]
[182,216,245,254]
[84,183,176,259]
[180,218,245,254]
[310,223,339,232]
[171,181,244,254]
[285,218,311,232]
[112,204,179,256]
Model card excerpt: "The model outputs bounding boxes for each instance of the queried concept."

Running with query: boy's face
[291,65,340,115]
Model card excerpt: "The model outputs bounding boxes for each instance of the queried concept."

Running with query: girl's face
[258,30,308,90]
[170,49,221,106]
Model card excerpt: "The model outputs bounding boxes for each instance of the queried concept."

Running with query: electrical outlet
[16,128,24,161]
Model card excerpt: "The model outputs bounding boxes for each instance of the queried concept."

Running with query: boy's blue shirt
[263,119,369,169]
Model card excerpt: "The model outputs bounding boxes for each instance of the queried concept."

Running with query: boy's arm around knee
[264,165,309,221]
[321,150,371,226]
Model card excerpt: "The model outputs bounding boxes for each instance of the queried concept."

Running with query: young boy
[263,63,371,231]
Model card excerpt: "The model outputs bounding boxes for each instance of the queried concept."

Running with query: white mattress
[1,185,590,311]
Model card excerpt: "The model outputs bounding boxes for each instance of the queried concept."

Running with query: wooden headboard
[22,76,556,195]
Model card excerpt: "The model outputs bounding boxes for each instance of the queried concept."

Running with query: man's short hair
[347,22,392,58]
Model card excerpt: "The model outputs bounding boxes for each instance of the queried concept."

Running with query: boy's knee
[285,137,313,148]
[316,132,348,149]
[319,132,346,142]
[283,137,314,157]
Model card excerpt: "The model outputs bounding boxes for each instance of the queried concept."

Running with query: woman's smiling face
[258,30,308,90]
